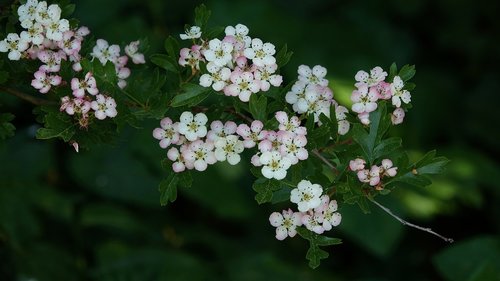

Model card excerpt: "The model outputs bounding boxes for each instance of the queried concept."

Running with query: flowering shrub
[0,1,452,269]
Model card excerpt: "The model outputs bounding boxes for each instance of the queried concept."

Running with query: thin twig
[312,149,338,173]
[225,108,254,123]
[0,86,58,106]
[368,197,454,243]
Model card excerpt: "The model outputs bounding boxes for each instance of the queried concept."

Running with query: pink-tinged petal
[95,110,106,120]
[238,90,252,102]
[275,226,288,240]
[73,88,85,98]
[194,160,208,171]
[269,212,284,227]
[223,84,239,97]
[172,162,185,173]
[153,128,165,140]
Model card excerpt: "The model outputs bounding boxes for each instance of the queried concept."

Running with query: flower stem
[0,86,58,106]
[368,197,454,243]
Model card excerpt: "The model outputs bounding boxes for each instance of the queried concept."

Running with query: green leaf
[150,54,177,73]
[194,4,211,29]
[171,83,211,107]
[398,64,416,82]
[351,104,386,163]
[0,113,15,140]
[373,137,402,159]
[61,4,76,18]
[388,62,398,80]
[164,36,180,61]
[178,171,193,188]
[252,178,280,204]
[159,173,179,206]
[36,112,75,142]
[249,94,267,121]
[276,44,293,68]
[296,228,342,269]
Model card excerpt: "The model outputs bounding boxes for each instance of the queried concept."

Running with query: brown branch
[368,197,454,243]
[312,149,338,173]
[0,87,58,106]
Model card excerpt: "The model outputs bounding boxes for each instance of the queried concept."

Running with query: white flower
[279,132,308,165]
[351,85,378,114]
[225,23,251,48]
[301,210,325,234]
[180,26,202,40]
[381,159,398,177]
[355,66,387,88]
[206,120,237,142]
[20,22,45,45]
[391,108,405,125]
[253,63,283,91]
[183,140,216,171]
[269,209,302,240]
[203,38,233,67]
[275,111,307,135]
[243,38,276,67]
[335,105,350,135]
[214,135,244,165]
[177,111,208,142]
[45,16,69,41]
[0,33,29,60]
[298,65,328,87]
[91,94,117,120]
[153,118,180,149]
[259,151,291,180]
[391,76,411,108]
[315,195,342,231]
[290,180,323,212]
[223,71,260,102]
[17,0,39,24]
[34,1,51,26]
[91,39,120,65]
[199,62,231,91]
[125,40,145,64]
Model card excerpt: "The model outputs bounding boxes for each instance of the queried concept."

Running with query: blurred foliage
[0,0,499,280]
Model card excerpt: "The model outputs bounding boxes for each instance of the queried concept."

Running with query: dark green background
[1,0,499,280]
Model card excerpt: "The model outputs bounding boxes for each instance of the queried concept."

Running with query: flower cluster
[0,0,145,127]
[91,39,145,89]
[269,180,341,240]
[351,66,411,125]
[153,111,246,172]
[153,110,310,177]
[285,65,351,135]
[349,158,398,189]
[178,24,283,102]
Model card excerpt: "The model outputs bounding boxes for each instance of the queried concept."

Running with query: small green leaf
[398,64,416,82]
[61,4,76,18]
[249,94,267,121]
[150,54,178,73]
[159,173,179,206]
[276,44,293,68]
[194,4,211,29]
[373,137,402,159]
[171,83,211,107]
[178,171,193,188]
[0,113,15,139]
[252,178,280,204]
[164,36,180,59]
[388,62,398,80]
[296,228,342,269]
[36,112,75,142]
